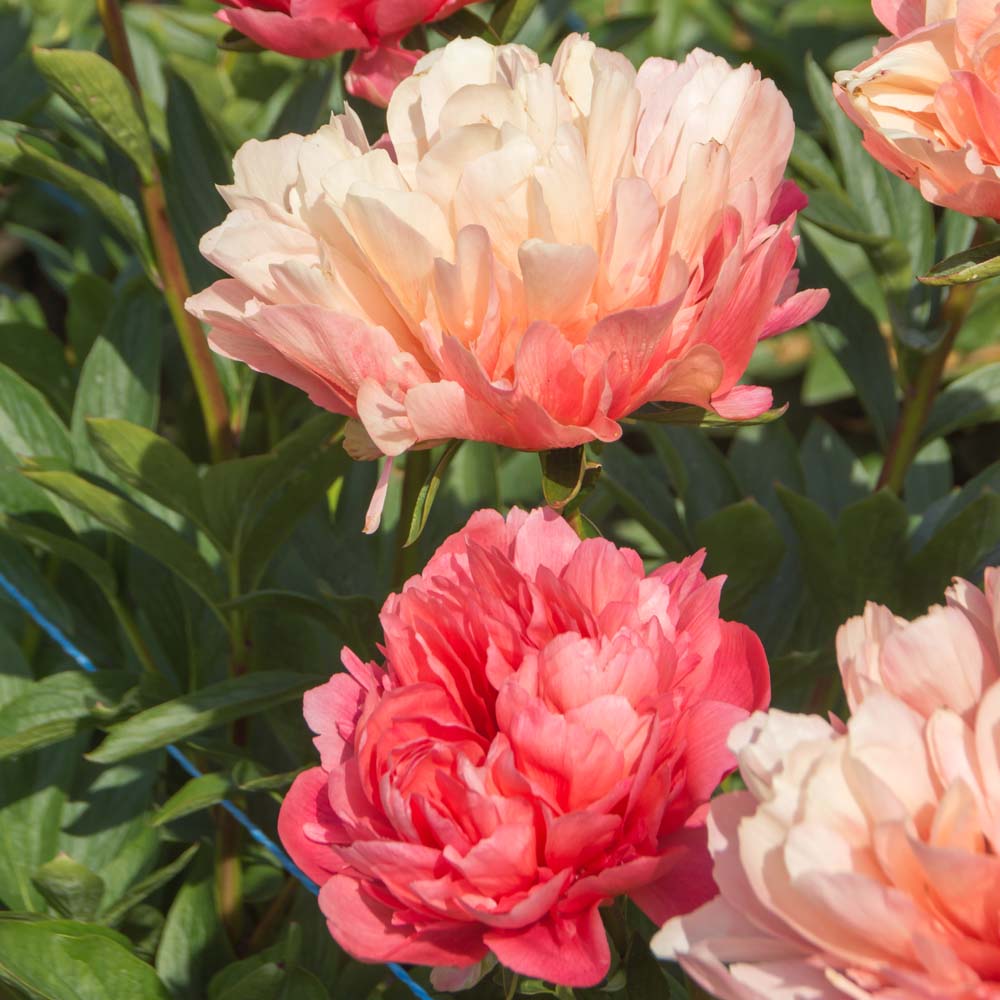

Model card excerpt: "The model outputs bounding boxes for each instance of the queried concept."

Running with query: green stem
[877,282,978,494]
[245,876,297,954]
[392,449,432,589]
[96,0,234,463]
[565,507,587,540]
[216,807,244,947]
[504,971,521,1000]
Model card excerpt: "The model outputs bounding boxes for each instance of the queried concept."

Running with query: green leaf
[217,27,264,51]
[0,918,172,1000]
[920,239,1000,286]
[776,485,853,631]
[0,648,78,911]
[269,62,342,140]
[799,419,873,517]
[101,844,199,926]
[789,129,841,194]
[0,361,73,465]
[590,13,657,49]
[232,764,305,793]
[923,363,1000,442]
[0,323,74,419]
[434,8,497,40]
[540,446,587,511]
[804,56,890,238]
[156,848,231,998]
[246,412,346,501]
[904,439,953,515]
[32,48,154,183]
[152,773,230,827]
[278,968,328,1000]
[838,490,909,609]
[31,855,104,922]
[163,70,231,290]
[0,535,74,634]
[635,403,788,428]
[213,959,330,1000]
[904,493,1000,614]
[623,935,673,999]
[406,440,462,547]
[213,963,287,1000]
[57,755,162,915]
[781,0,878,28]
[71,282,166,475]
[222,589,378,652]
[799,188,890,248]
[729,421,806,509]
[199,455,277,552]
[599,449,688,559]
[85,419,206,531]
[695,500,785,615]
[2,130,153,269]
[66,274,113,363]
[88,671,312,764]
[801,224,899,445]
[0,670,134,760]
[659,427,741,527]
[239,429,350,588]
[0,361,72,518]
[0,515,118,597]
[489,0,536,40]
[22,471,223,608]
[448,441,501,509]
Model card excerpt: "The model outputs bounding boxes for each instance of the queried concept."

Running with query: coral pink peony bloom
[215,1,474,106]
[278,508,770,987]
[654,568,1000,999]
[835,0,1000,218]
[188,35,827,466]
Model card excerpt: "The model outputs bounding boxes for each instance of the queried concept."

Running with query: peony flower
[835,0,1000,218]
[278,507,770,987]
[215,1,475,106]
[653,568,1000,999]
[188,35,827,476]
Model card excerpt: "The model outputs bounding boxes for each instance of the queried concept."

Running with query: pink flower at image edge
[835,0,1000,218]
[654,567,1000,999]
[279,508,770,987]
[215,1,476,105]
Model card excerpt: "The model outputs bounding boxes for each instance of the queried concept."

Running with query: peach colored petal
[660,571,1000,1000]
[190,35,824,472]
[836,5,1000,218]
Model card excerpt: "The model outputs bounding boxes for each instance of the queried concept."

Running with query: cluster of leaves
[1,1,1000,999]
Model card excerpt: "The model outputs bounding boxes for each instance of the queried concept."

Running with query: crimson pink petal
[485,905,610,988]
[278,768,346,885]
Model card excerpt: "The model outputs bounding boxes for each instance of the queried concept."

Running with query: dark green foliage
[2,2,1000,999]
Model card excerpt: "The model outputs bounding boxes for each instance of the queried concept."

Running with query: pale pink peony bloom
[653,568,1000,999]
[835,0,1000,218]
[215,1,473,106]
[188,35,826,467]
[278,507,770,987]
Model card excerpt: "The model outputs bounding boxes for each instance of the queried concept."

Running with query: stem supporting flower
[96,0,234,463]
[877,281,977,494]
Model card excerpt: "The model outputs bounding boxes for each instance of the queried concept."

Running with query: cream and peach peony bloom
[278,507,770,987]
[835,0,1000,218]
[214,0,476,106]
[188,35,826,471]
[653,568,1000,999]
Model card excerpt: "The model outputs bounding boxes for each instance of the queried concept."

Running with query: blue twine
[0,569,434,1000]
